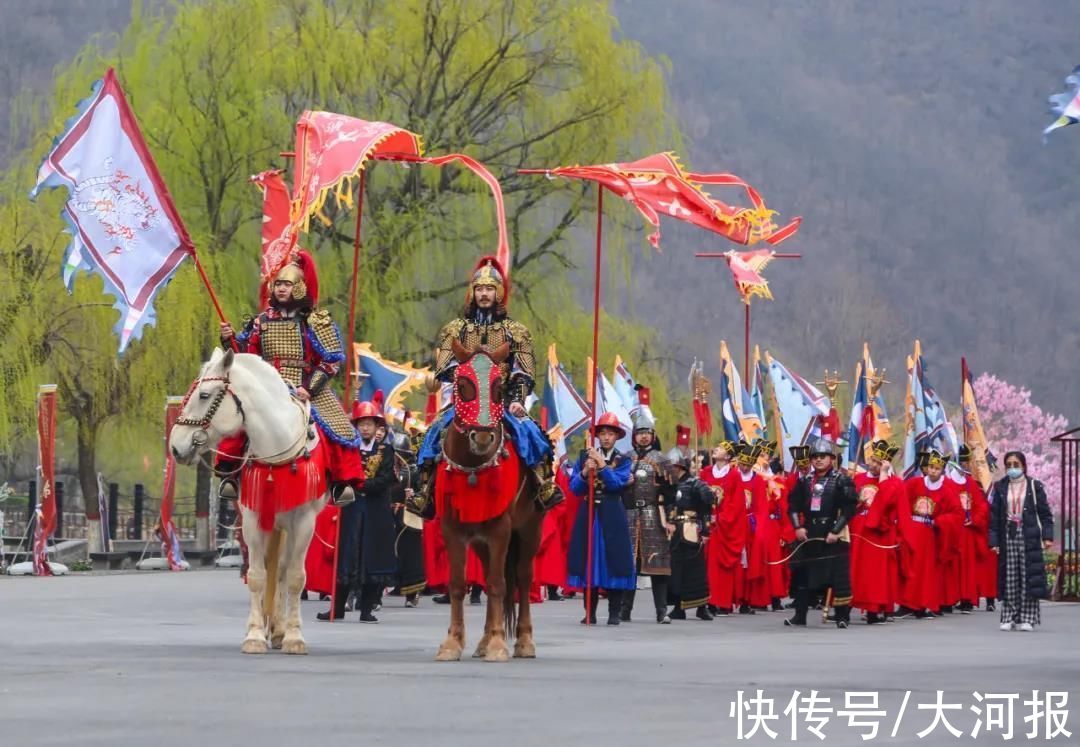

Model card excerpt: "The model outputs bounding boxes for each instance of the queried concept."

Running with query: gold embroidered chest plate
[260,318,306,387]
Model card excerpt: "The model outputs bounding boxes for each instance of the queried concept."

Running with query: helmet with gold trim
[465,255,509,307]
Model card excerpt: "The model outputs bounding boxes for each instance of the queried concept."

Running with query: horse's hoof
[241,637,268,655]
[270,635,285,650]
[513,641,536,659]
[483,645,510,663]
[435,646,463,662]
[282,637,308,655]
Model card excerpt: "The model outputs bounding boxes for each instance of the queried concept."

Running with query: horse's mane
[218,352,293,403]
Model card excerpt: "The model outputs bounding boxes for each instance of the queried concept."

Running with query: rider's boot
[531,460,565,512]
[405,462,437,520]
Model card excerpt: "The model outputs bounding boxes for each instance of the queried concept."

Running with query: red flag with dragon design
[521,152,800,249]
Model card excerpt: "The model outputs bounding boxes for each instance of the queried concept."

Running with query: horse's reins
[176,372,312,468]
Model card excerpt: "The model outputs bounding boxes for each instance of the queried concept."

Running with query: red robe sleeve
[774,477,797,543]
[934,482,964,562]
[708,470,747,570]
[897,478,922,579]
[967,478,990,559]
[864,475,900,533]
[745,476,770,582]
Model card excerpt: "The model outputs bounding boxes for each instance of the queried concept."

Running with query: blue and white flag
[544,344,591,440]
[30,68,194,352]
[766,352,831,470]
[903,341,960,478]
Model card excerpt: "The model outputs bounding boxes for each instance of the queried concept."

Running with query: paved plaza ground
[1,569,1077,746]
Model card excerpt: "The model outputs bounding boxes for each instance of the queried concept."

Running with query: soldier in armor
[663,448,715,621]
[218,250,364,501]
[411,256,560,514]
[784,438,857,629]
[620,404,674,624]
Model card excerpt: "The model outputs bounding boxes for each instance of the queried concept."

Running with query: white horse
[169,348,327,655]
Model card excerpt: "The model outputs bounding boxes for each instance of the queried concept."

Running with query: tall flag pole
[30,68,227,352]
[159,396,187,570]
[961,357,997,491]
[694,250,801,379]
[864,342,892,441]
[32,385,58,576]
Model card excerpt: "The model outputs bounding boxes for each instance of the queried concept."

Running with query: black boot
[620,589,635,622]
[985,598,996,612]
[835,604,851,629]
[866,612,886,625]
[433,593,450,604]
[469,585,483,605]
[316,583,348,621]
[785,586,808,626]
[547,585,564,601]
[606,590,624,625]
[669,606,687,620]
[580,588,599,624]
[696,605,714,621]
[771,597,784,612]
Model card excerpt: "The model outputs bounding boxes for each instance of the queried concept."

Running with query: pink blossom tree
[973,373,1068,515]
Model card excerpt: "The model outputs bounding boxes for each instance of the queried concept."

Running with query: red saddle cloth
[435,441,522,524]
[240,440,328,532]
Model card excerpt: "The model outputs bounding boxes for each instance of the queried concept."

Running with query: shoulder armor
[434,319,468,376]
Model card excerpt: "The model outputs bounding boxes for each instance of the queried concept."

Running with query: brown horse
[433,339,543,663]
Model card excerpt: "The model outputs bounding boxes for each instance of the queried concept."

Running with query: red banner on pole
[159,396,186,570]
[32,385,58,576]
[520,152,801,250]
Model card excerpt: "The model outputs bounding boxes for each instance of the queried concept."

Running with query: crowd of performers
[215,249,1051,631]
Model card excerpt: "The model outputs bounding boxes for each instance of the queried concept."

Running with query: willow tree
[8,0,684,527]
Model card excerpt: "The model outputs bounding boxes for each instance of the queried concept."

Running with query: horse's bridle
[443,419,507,483]
[175,375,244,447]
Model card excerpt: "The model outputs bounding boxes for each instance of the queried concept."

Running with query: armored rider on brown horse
[407,256,562,661]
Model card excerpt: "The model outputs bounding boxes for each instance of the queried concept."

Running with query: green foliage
[1,0,683,500]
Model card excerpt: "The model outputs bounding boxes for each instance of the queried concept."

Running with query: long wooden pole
[191,251,238,352]
[343,169,367,406]
[585,185,604,625]
[744,303,751,384]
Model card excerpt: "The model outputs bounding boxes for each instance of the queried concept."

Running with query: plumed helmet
[266,249,319,307]
[466,256,509,306]
[809,438,836,457]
